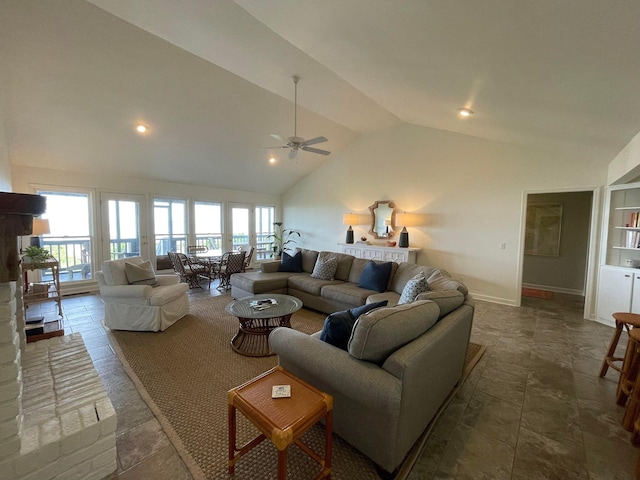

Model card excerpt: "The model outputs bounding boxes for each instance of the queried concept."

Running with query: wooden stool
[621,330,640,425]
[634,418,640,479]
[600,312,640,378]
[228,365,333,480]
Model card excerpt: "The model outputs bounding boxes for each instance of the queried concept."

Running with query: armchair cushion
[125,260,158,286]
[102,256,145,286]
[348,300,440,364]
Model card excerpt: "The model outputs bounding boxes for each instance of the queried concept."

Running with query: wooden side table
[228,365,333,479]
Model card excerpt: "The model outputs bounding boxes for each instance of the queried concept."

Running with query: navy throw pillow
[349,300,388,319]
[358,260,393,292]
[278,251,303,272]
[320,300,388,351]
[319,310,355,351]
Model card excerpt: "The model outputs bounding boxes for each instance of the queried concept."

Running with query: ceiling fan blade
[289,148,298,160]
[263,145,289,149]
[303,136,327,146]
[270,134,284,142]
[301,146,331,156]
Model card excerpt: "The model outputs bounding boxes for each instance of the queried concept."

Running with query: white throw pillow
[125,260,157,286]
[398,272,428,304]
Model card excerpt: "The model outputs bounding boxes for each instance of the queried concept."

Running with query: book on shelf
[627,230,640,248]
[249,298,278,310]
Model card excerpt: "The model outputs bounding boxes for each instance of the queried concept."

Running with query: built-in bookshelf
[597,183,640,322]
[603,183,640,267]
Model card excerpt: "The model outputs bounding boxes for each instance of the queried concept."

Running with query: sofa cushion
[288,274,343,296]
[296,248,320,273]
[398,272,428,304]
[358,261,393,293]
[321,282,375,306]
[319,300,388,351]
[311,253,339,280]
[348,300,440,364]
[230,271,293,294]
[331,252,356,281]
[416,290,465,317]
[427,269,464,292]
[278,251,303,273]
[148,284,189,306]
[125,260,158,286]
[387,263,427,295]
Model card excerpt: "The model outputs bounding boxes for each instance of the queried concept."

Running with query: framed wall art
[525,202,563,256]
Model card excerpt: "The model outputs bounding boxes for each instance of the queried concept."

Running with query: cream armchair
[96,256,189,332]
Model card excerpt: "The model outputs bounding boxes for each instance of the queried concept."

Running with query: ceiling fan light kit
[268,76,331,160]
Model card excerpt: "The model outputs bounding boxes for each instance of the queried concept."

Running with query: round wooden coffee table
[225,294,303,357]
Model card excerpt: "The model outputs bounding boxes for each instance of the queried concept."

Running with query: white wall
[0,103,11,191]
[12,166,279,206]
[283,123,608,305]
[608,130,640,185]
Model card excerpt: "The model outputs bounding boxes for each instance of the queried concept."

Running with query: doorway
[100,193,149,263]
[520,189,599,319]
[227,203,253,252]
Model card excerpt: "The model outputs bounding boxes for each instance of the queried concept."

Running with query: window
[194,202,222,251]
[35,190,93,282]
[154,198,186,255]
[255,206,276,261]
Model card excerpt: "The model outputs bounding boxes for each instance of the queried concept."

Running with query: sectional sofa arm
[98,285,154,298]
[155,274,180,285]
[270,328,401,412]
[260,261,281,273]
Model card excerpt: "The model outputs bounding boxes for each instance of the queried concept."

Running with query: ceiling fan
[268,75,330,160]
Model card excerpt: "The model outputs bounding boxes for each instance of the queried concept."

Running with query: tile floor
[26,288,639,479]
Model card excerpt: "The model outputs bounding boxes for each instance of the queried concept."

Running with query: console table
[337,243,422,264]
[22,256,63,317]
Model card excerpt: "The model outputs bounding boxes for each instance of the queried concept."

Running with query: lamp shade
[343,213,359,226]
[395,213,421,227]
[31,218,51,235]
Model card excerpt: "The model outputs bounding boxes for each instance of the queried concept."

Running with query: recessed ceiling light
[136,124,147,133]
[458,108,473,118]
[269,156,276,164]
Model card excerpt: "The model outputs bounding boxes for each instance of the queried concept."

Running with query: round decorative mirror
[368,200,396,239]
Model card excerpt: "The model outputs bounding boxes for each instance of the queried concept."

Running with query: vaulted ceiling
[2,0,639,194]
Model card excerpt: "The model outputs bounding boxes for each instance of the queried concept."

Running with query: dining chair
[239,245,255,272]
[168,251,212,289]
[216,251,246,291]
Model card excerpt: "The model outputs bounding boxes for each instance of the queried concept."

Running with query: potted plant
[22,246,51,269]
[268,222,300,258]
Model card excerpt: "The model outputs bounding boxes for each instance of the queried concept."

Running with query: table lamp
[343,213,359,244]
[395,213,420,248]
[30,218,50,248]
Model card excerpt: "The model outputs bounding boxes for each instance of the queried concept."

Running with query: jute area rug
[108,294,485,480]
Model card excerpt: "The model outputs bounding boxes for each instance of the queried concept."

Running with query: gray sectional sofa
[230,248,469,313]
[230,248,475,473]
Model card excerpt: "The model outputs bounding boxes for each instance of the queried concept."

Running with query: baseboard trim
[522,283,584,297]
[470,292,518,307]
